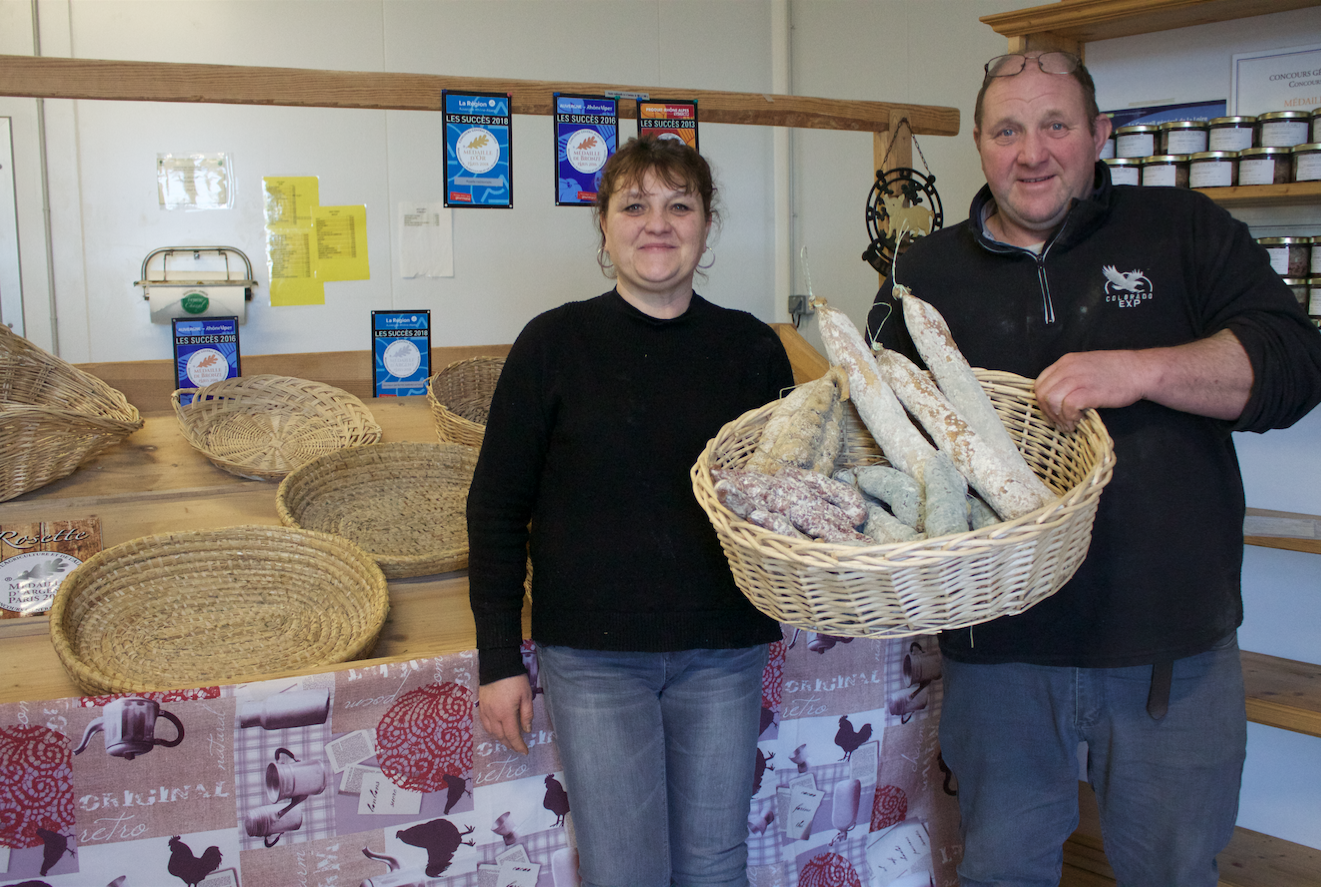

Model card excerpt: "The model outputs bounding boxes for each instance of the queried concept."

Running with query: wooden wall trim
[77,345,512,414]
[0,54,959,136]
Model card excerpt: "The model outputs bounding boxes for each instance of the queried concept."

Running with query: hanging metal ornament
[862,119,943,273]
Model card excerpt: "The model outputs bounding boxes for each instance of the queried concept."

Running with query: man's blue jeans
[537,644,767,887]
[940,633,1246,887]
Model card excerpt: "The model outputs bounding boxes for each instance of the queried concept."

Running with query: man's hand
[478,674,534,755]
[1034,330,1252,432]
[1035,350,1149,431]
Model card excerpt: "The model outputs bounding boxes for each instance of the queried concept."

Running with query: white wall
[14,0,780,361]
[5,0,1319,856]
[786,0,1023,356]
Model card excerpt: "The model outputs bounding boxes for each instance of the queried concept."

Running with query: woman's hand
[478,674,534,755]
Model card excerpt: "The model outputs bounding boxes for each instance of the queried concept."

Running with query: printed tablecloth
[0,626,959,887]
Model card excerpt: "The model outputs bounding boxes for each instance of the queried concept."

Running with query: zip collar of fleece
[966,160,1114,323]
[968,160,1114,256]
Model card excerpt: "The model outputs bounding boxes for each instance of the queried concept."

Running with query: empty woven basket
[276,441,478,579]
[426,356,505,447]
[173,374,382,480]
[48,525,390,694]
[692,369,1115,639]
[0,324,143,502]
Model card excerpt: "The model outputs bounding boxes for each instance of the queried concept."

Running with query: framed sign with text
[443,91,513,208]
[1231,42,1321,115]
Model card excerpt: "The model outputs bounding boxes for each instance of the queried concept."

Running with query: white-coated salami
[748,508,809,539]
[864,503,924,544]
[815,302,937,483]
[875,347,1053,520]
[898,285,1022,460]
[778,465,868,526]
[854,465,923,531]
[922,452,970,538]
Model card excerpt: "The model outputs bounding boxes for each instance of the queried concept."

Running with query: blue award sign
[443,91,512,208]
[372,310,431,397]
[172,316,241,405]
[554,94,617,206]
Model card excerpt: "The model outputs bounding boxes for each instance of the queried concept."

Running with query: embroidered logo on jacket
[1102,265,1153,308]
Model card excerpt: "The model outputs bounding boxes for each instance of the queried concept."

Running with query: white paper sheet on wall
[158,152,234,210]
[398,201,454,278]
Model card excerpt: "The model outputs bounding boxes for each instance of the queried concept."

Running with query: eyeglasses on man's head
[983,51,1082,79]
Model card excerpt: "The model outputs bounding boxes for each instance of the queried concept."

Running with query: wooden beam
[0,54,960,136]
[982,0,1321,45]
[771,322,830,386]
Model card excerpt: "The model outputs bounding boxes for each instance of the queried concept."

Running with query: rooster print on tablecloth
[396,819,476,878]
[543,773,570,827]
[834,715,872,761]
[166,835,222,887]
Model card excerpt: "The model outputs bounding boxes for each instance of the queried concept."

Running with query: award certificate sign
[444,91,512,208]
[1230,42,1321,115]
[173,316,240,405]
[554,94,618,206]
[638,99,699,152]
[372,309,431,397]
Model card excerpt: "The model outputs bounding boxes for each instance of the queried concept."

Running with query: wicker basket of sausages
[691,296,1115,639]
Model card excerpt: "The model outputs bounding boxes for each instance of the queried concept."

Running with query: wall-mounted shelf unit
[981,0,1321,54]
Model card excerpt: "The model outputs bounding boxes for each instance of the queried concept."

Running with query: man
[867,51,1321,886]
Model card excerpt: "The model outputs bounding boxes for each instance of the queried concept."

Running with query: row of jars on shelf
[1101,111,1321,189]
[1106,111,1321,158]
[1254,237,1321,325]
[1103,144,1318,189]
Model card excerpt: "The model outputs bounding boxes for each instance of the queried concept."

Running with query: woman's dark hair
[593,137,719,275]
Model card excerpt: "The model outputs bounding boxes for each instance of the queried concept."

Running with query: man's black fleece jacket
[467,290,793,685]
[868,162,1321,668]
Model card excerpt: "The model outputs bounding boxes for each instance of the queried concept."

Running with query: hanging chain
[876,117,933,176]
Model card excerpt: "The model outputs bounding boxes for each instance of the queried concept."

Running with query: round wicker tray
[276,441,478,579]
[48,525,390,695]
[691,369,1115,639]
[0,325,142,502]
[426,356,505,447]
[172,374,382,481]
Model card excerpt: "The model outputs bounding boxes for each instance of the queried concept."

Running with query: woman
[466,136,793,887]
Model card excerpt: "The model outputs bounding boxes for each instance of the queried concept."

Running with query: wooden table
[0,394,511,705]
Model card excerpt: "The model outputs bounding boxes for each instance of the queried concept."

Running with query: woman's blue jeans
[939,633,1247,887]
[536,644,768,887]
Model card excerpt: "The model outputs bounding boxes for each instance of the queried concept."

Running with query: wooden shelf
[1245,507,1321,556]
[1065,781,1321,887]
[1243,651,1321,739]
[982,0,1321,48]
[1197,181,1321,209]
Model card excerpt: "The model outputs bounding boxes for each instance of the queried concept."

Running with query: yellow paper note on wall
[263,176,319,226]
[264,176,325,305]
[267,225,324,306]
[314,205,369,281]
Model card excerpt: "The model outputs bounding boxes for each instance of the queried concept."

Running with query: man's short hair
[973,55,1102,136]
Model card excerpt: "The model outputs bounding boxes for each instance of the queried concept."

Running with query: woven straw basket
[173,374,382,481]
[276,441,478,579]
[48,525,389,694]
[426,356,505,447]
[0,325,143,502]
[691,370,1115,639]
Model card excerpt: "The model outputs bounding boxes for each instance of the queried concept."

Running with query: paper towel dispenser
[137,246,256,325]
